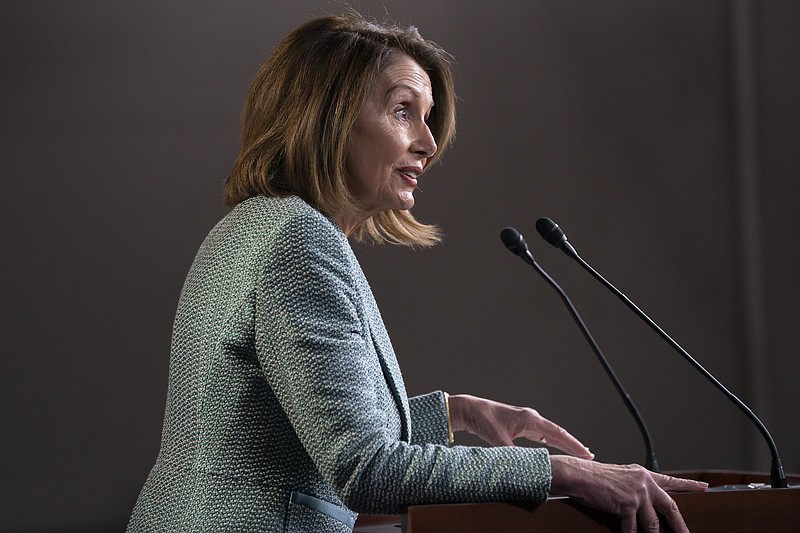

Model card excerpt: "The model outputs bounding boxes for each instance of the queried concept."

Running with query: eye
[394,106,410,120]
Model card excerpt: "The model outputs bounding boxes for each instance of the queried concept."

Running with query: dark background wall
[1,1,797,530]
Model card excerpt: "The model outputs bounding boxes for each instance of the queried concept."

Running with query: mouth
[397,167,422,185]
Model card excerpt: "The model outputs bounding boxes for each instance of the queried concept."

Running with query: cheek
[350,151,380,181]
[347,122,405,184]
[345,149,381,195]
[359,144,393,177]
[345,133,372,175]
[368,121,404,157]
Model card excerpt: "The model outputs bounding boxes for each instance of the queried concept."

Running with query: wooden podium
[354,471,800,532]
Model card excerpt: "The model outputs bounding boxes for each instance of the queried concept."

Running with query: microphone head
[536,217,567,248]
[500,227,529,257]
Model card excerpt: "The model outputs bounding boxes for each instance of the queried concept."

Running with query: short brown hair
[224,13,456,246]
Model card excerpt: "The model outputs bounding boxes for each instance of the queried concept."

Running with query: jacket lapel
[368,319,411,442]
[345,239,412,442]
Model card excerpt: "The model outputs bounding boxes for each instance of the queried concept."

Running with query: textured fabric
[128,196,551,532]
[408,391,450,446]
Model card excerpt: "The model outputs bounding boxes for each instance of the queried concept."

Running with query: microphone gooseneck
[535,217,788,488]
[500,227,659,472]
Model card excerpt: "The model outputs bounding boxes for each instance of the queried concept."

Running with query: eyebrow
[386,84,434,108]
[387,84,422,97]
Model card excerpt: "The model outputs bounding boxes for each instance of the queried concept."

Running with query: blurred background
[1,0,798,530]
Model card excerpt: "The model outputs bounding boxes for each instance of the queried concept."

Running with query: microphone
[500,227,659,471]
[534,217,788,488]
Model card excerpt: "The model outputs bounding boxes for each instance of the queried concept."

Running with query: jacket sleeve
[409,391,450,446]
[255,212,551,515]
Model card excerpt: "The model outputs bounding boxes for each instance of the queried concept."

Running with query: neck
[333,208,375,237]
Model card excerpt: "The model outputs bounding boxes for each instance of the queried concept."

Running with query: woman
[128,13,706,533]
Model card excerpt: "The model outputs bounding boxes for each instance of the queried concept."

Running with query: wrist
[445,393,475,433]
[549,455,589,497]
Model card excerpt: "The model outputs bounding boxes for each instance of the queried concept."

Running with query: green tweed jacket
[127,196,551,532]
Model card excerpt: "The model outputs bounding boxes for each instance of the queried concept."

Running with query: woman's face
[346,54,437,217]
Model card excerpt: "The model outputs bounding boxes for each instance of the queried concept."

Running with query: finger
[620,512,637,533]
[526,419,594,459]
[637,503,661,533]
[650,472,708,493]
[652,487,690,533]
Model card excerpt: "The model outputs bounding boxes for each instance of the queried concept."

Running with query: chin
[398,193,415,210]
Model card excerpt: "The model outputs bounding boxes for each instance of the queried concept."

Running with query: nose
[412,122,437,160]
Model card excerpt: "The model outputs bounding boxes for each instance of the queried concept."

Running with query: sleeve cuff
[408,391,451,446]
[443,392,454,446]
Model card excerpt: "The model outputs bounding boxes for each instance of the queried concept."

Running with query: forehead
[375,54,433,100]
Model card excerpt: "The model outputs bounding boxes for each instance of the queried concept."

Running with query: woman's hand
[447,394,594,459]
[550,455,708,533]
